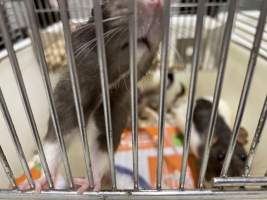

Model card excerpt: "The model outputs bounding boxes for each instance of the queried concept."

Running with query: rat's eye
[167,73,174,84]
[240,154,247,162]
[217,152,225,162]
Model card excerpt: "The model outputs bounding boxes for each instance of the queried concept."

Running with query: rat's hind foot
[74,177,101,194]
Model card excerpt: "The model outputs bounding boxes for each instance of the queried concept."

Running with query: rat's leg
[73,83,130,193]
[73,113,110,193]
[18,129,76,192]
[74,149,109,193]
[19,72,97,191]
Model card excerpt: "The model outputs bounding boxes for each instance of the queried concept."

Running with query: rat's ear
[237,127,249,145]
[212,134,219,145]
[203,129,219,145]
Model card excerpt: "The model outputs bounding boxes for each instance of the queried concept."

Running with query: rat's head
[101,0,164,51]
[73,0,164,83]
[202,127,248,180]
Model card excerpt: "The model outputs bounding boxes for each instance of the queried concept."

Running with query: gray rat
[19,0,164,193]
[173,97,248,183]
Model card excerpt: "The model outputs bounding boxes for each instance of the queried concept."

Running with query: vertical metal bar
[43,0,61,58]
[92,0,116,190]
[199,0,208,71]
[39,0,58,52]
[128,0,139,190]
[57,0,94,188]
[220,0,267,177]
[156,0,171,190]
[179,0,206,190]
[180,0,188,57]
[43,0,60,46]
[214,0,227,68]
[0,1,54,189]
[45,0,63,64]
[198,0,238,189]
[205,0,224,69]
[201,0,215,70]
[0,88,34,189]
[20,0,40,66]
[43,0,54,26]
[190,0,198,38]
[244,96,267,177]
[19,1,29,33]
[188,0,197,38]
[0,146,17,189]
[2,2,16,40]
[10,1,23,40]
[24,0,74,189]
[35,0,48,47]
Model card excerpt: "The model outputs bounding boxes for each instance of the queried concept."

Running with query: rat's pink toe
[18,181,31,191]
[93,182,101,192]
[74,177,101,194]
[74,178,90,194]
[34,182,42,193]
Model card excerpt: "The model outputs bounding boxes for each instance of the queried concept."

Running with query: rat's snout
[143,0,163,9]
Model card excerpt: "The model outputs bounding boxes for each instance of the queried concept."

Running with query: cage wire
[0,0,267,199]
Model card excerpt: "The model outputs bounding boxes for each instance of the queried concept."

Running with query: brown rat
[173,97,248,183]
[193,98,248,180]
[20,0,164,193]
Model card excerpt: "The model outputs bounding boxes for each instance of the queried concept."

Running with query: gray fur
[44,0,163,154]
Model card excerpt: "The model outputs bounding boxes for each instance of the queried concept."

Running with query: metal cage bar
[34,0,49,47]
[24,0,74,189]
[0,1,54,189]
[0,88,34,189]
[57,0,94,188]
[0,145,17,189]
[42,0,61,49]
[128,0,139,190]
[221,0,267,177]
[2,189,267,200]
[233,11,267,60]
[1,0,267,199]
[92,0,116,189]
[10,1,24,41]
[244,96,267,177]
[213,177,267,187]
[198,0,238,188]
[156,0,171,190]
[179,0,206,190]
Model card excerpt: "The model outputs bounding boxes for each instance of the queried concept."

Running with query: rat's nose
[145,0,162,9]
